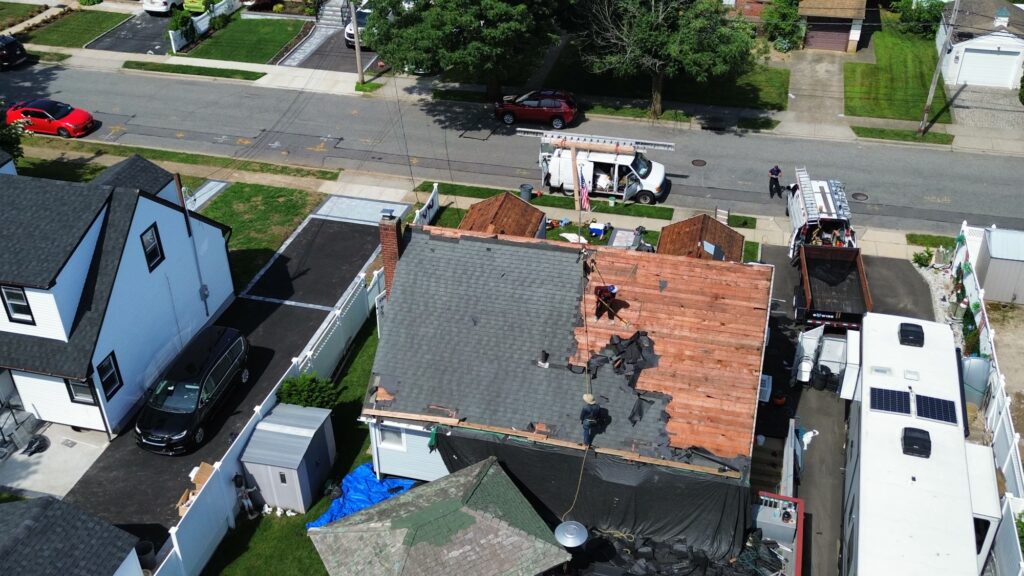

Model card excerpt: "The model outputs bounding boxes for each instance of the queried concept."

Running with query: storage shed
[976,227,1024,303]
[242,403,336,513]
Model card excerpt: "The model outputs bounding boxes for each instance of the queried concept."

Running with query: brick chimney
[379,215,402,299]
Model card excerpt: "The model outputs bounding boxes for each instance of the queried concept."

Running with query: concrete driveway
[87,11,171,55]
[950,85,1024,129]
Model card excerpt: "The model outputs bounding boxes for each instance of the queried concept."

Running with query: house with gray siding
[0,157,234,437]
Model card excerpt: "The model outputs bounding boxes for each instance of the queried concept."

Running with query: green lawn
[355,82,384,93]
[545,43,791,111]
[188,15,303,64]
[0,1,44,27]
[123,61,266,81]
[728,214,757,229]
[587,103,689,122]
[844,17,951,123]
[851,126,954,144]
[29,50,71,62]
[737,117,780,131]
[204,321,379,576]
[743,241,761,263]
[200,183,324,287]
[18,10,129,48]
[906,233,956,249]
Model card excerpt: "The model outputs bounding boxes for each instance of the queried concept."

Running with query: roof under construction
[365,227,772,472]
[458,192,545,238]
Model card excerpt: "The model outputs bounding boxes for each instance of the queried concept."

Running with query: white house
[842,313,1001,576]
[936,0,1024,88]
[0,150,14,175]
[0,156,234,437]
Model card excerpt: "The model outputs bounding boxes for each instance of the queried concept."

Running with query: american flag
[579,165,591,212]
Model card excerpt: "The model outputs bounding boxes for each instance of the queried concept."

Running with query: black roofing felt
[91,154,174,196]
[0,182,139,380]
[0,175,110,288]
[369,231,672,455]
[0,497,138,576]
[0,149,11,167]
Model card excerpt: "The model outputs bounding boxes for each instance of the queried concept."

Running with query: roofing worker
[594,284,617,319]
[580,394,601,446]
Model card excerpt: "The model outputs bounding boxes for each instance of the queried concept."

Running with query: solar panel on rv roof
[916,395,958,425]
[869,388,911,414]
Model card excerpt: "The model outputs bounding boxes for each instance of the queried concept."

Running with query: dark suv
[0,36,27,70]
[495,90,578,130]
[135,326,249,455]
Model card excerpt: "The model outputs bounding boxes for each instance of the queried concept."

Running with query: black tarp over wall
[436,429,750,562]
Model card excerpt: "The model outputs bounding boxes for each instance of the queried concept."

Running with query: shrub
[272,3,285,12]
[303,5,315,15]
[762,0,802,48]
[169,9,196,43]
[277,372,339,409]
[894,0,944,38]
[912,248,934,267]
[210,13,230,29]
[78,0,102,5]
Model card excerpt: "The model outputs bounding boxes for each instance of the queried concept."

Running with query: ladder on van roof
[516,128,676,152]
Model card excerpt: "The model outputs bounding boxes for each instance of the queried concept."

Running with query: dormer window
[1,285,34,325]
[140,224,165,271]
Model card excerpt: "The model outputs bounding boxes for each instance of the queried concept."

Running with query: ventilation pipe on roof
[536,350,550,368]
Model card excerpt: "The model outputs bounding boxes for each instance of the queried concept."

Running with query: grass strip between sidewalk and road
[123,61,266,81]
[906,233,956,250]
[17,9,129,48]
[416,182,674,220]
[187,14,303,64]
[26,137,340,180]
[728,214,757,229]
[851,126,954,145]
[737,117,780,131]
[200,183,325,287]
[16,156,208,191]
[432,89,490,103]
[29,50,71,62]
[356,82,384,93]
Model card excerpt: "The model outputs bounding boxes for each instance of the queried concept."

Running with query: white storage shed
[976,227,1024,303]
[241,403,336,513]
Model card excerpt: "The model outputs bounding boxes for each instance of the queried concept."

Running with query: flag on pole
[579,164,591,212]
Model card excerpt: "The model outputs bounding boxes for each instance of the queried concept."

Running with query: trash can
[519,184,533,201]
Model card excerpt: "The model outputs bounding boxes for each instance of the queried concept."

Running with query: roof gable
[458,193,545,237]
[658,214,745,262]
[91,154,174,196]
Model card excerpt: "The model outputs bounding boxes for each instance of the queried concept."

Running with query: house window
[140,224,165,271]
[96,352,123,400]
[378,426,405,450]
[279,472,287,484]
[1,286,34,325]
[66,379,95,405]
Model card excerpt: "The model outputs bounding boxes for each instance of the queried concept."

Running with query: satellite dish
[554,521,589,548]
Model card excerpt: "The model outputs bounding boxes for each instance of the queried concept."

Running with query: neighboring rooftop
[946,0,1024,39]
[458,192,545,238]
[367,227,772,465]
[986,227,1024,261]
[308,457,570,576]
[657,214,744,262]
[854,313,987,576]
[798,0,867,19]
[90,154,174,196]
[0,496,138,576]
[0,149,11,166]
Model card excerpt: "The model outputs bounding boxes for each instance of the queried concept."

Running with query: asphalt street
[3,64,1022,232]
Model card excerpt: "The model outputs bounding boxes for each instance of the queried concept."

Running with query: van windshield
[631,153,652,179]
[147,379,200,413]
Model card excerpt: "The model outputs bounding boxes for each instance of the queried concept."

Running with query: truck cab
[537,135,671,205]
[786,167,857,259]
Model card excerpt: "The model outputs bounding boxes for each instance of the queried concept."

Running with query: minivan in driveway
[135,326,249,454]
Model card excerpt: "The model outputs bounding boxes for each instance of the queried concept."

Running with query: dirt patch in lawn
[988,303,1024,454]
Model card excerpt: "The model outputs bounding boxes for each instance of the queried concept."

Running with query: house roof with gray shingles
[91,154,175,196]
[0,149,11,167]
[947,0,1024,41]
[0,496,138,576]
[308,457,570,576]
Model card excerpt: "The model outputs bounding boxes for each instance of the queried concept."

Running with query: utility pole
[349,0,365,85]
[919,0,961,133]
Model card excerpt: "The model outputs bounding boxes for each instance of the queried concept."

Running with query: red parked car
[495,90,577,130]
[5,99,95,138]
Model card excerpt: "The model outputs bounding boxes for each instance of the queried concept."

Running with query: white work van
[786,167,857,258]
[532,132,672,205]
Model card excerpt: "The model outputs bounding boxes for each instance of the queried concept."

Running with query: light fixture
[554,521,589,548]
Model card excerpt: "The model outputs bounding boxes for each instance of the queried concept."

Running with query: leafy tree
[575,0,754,116]
[0,101,25,161]
[762,0,801,52]
[365,0,558,99]
[894,0,944,38]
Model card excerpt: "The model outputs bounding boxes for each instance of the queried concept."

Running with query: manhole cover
[851,192,869,201]
[692,159,707,167]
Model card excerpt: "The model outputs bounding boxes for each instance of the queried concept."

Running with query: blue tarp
[306,463,416,529]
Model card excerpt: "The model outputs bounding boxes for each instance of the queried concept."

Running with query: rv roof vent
[902,427,931,458]
[899,323,925,347]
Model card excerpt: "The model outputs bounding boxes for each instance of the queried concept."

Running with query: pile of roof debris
[559,529,788,576]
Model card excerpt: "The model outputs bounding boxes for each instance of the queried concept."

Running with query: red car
[495,90,577,130]
[5,99,95,138]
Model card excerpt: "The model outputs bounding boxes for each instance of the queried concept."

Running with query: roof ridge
[460,457,497,505]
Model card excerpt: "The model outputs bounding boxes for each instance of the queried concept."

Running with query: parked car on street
[5,99,95,138]
[135,326,250,455]
[142,0,184,13]
[495,90,578,130]
[0,35,27,70]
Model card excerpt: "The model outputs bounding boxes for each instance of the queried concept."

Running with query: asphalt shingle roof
[0,496,138,576]
[0,176,139,380]
[90,154,174,196]
[308,457,569,576]
[0,149,11,168]
[0,175,110,288]
[948,0,1024,39]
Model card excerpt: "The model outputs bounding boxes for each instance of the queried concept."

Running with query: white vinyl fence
[952,222,1024,576]
[154,268,384,576]
[411,183,440,226]
[169,0,239,54]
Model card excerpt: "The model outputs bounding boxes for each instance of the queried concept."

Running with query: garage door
[957,49,1020,88]
[805,19,851,51]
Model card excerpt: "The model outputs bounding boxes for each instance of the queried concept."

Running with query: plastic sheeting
[306,463,415,529]
[436,429,750,562]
